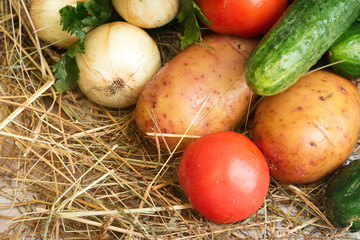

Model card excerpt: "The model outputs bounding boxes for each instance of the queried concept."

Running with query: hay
[0,1,359,239]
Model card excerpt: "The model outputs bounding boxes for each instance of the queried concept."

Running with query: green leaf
[82,0,112,26]
[177,0,211,49]
[53,0,112,92]
[53,56,79,92]
[59,4,88,40]
[59,0,112,40]
[66,39,85,58]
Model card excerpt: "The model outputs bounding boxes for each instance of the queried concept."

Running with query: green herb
[53,42,81,91]
[53,0,209,92]
[53,0,112,92]
[177,0,211,49]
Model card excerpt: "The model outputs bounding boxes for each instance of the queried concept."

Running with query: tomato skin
[194,0,288,37]
[178,131,270,223]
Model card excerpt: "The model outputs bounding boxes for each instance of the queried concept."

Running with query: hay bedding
[0,0,359,239]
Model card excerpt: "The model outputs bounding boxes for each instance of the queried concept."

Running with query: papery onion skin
[76,21,161,108]
[30,0,84,49]
[112,0,180,29]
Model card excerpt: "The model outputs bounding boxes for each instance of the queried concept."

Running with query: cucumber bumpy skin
[328,21,360,79]
[324,160,360,231]
[245,0,360,96]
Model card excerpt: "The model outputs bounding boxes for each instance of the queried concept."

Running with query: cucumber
[328,21,360,79]
[324,160,360,231]
[245,0,360,96]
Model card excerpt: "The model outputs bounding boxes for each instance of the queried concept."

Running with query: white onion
[76,21,161,108]
[111,0,181,29]
[29,0,84,48]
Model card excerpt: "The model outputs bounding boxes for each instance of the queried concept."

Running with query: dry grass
[0,1,359,239]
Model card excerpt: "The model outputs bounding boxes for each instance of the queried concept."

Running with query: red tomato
[178,131,270,223]
[194,0,288,37]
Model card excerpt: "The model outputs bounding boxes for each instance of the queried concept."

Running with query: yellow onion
[76,21,161,108]
[29,0,85,48]
[111,0,181,29]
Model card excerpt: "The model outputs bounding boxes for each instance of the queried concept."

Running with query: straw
[0,0,359,239]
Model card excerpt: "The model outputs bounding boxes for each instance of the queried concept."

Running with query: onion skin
[30,0,84,48]
[112,0,180,29]
[76,21,161,108]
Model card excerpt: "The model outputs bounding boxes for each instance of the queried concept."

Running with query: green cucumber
[328,21,360,79]
[245,0,360,96]
[324,160,360,231]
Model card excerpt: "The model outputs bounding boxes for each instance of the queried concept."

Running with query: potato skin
[135,34,258,152]
[252,70,360,184]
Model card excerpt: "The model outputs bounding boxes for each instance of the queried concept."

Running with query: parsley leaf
[82,0,113,26]
[53,55,79,92]
[59,4,88,40]
[66,38,85,58]
[52,0,112,92]
[177,0,211,49]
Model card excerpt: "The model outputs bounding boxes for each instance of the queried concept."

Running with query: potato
[135,34,258,152]
[252,70,360,184]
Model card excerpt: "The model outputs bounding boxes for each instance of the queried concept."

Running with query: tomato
[194,0,288,37]
[178,131,270,223]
